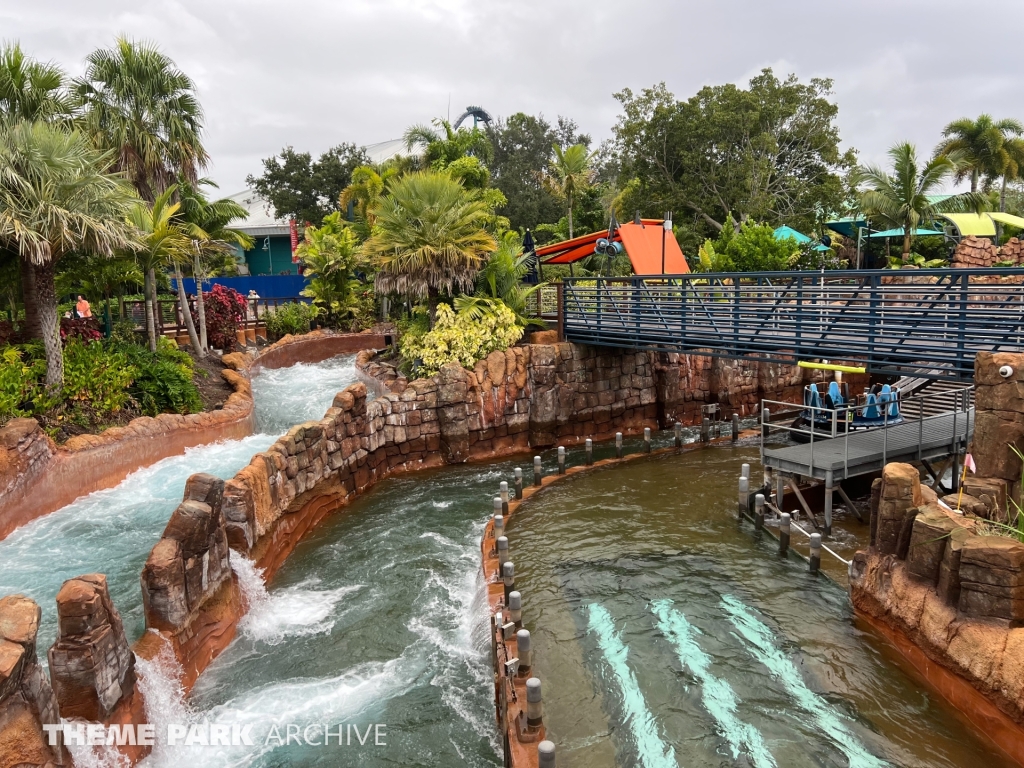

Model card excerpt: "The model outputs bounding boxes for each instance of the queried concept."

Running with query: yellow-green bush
[400,303,523,376]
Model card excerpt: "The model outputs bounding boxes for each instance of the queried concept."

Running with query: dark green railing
[561,268,1024,380]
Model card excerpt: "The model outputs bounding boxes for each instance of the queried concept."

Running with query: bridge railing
[760,383,974,478]
[562,268,1024,379]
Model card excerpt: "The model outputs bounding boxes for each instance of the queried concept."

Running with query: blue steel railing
[561,268,1024,380]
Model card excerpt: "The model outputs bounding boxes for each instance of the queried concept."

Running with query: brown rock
[905,507,958,585]
[876,463,923,555]
[0,596,40,661]
[959,536,1024,622]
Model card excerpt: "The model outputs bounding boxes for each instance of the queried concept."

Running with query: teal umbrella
[868,227,944,238]
[774,225,830,251]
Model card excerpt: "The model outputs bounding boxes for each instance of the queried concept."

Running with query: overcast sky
[4,0,1022,196]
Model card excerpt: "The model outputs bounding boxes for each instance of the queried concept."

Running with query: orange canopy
[535,220,689,274]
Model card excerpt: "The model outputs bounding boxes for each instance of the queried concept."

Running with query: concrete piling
[674,422,682,448]
[514,468,524,499]
[557,446,566,474]
[776,472,785,509]
[732,413,740,442]
[497,536,509,569]
[824,470,834,538]
[503,561,516,600]
[809,533,822,574]
[585,438,593,465]
[517,629,532,675]
[538,740,556,767]
[508,590,522,628]
[526,677,543,728]
[754,493,765,531]
[493,497,504,526]
[701,417,710,443]
[643,428,652,453]
[762,407,770,439]
[738,476,750,518]
[493,514,504,540]
[534,456,542,486]
[741,463,750,480]
[500,482,510,514]
[615,432,623,458]
[779,512,791,557]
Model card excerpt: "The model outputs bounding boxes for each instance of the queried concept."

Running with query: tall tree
[247,144,368,225]
[338,164,399,240]
[74,37,208,202]
[486,113,563,232]
[854,142,988,262]
[403,118,492,168]
[613,70,855,246]
[0,42,76,339]
[127,187,195,351]
[0,122,138,386]
[935,115,1024,193]
[547,144,597,239]
[363,171,495,324]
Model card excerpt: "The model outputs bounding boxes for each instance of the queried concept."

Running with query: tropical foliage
[263,301,320,339]
[399,303,523,376]
[453,236,545,327]
[297,212,367,326]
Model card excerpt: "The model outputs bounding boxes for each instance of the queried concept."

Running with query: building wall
[243,235,298,275]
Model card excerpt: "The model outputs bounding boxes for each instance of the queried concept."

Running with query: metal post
[754,493,765,532]
[776,472,785,509]
[643,428,651,453]
[514,468,524,499]
[557,446,566,474]
[779,512,791,557]
[615,432,623,459]
[508,591,522,628]
[534,456,542,486]
[701,418,710,443]
[503,561,515,601]
[738,476,750,519]
[517,630,532,675]
[526,677,543,726]
[741,463,750,480]
[762,407,770,440]
[585,438,593,466]
[674,422,682,448]
[732,413,740,442]
[493,497,503,525]
[809,533,821,574]
[538,740,556,768]
[824,470,834,538]
[497,536,509,569]
[500,482,509,514]
[493,514,504,541]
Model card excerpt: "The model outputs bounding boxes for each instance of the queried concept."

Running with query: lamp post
[661,211,673,275]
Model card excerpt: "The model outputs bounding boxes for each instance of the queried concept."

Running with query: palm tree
[403,118,492,168]
[853,142,988,262]
[127,187,194,351]
[362,171,495,324]
[74,38,208,202]
[0,42,76,340]
[177,181,252,350]
[0,122,138,387]
[547,143,596,239]
[936,115,1024,193]
[338,164,398,239]
[453,235,546,327]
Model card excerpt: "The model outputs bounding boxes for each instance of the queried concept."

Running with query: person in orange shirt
[75,295,92,319]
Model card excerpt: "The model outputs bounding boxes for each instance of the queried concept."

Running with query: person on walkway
[247,289,261,319]
[75,295,92,319]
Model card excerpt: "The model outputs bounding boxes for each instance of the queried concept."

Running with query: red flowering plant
[59,317,102,344]
[202,284,247,350]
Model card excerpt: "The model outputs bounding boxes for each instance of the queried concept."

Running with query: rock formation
[0,595,65,767]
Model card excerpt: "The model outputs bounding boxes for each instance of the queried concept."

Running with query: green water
[508,444,1015,768]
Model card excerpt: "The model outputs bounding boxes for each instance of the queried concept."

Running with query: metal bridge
[559,268,1024,380]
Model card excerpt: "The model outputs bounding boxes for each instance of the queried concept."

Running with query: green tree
[403,118,492,168]
[854,142,988,262]
[297,212,363,325]
[0,122,138,387]
[720,221,797,272]
[453,235,545,327]
[613,70,855,246]
[363,171,496,324]
[177,181,253,350]
[546,144,597,239]
[339,164,399,239]
[935,115,1024,193]
[486,113,563,231]
[127,187,194,351]
[74,37,208,202]
[247,143,369,225]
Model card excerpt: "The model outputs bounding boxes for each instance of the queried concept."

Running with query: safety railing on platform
[561,268,1024,379]
[117,297,304,338]
[759,383,975,477]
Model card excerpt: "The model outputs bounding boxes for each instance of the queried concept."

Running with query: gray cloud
[4,0,1022,194]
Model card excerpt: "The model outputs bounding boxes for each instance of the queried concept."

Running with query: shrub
[718,220,798,272]
[60,339,134,413]
[60,317,102,344]
[115,341,202,416]
[0,346,47,419]
[400,303,523,376]
[203,284,247,350]
[264,302,320,339]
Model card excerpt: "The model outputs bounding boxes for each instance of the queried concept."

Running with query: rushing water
[506,445,1016,768]
[0,354,359,659]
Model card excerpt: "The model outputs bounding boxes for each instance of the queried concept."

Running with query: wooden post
[557,446,566,474]
[503,561,515,601]
[754,493,765,531]
[493,514,504,541]
[585,438,593,466]
[643,428,651,453]
[779,512,791,557]
[732,413,740,442]
[500,483,510,514]
[615,432,623,459]
[674,422,682,448]
[809,533,822,574]
[738,476,750,519]
[514,468,524,499]
[517,630,532,675]
[534,456,542,486]
[508,591,522,628]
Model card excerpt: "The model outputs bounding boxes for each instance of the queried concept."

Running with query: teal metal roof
[868,227,945,238]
